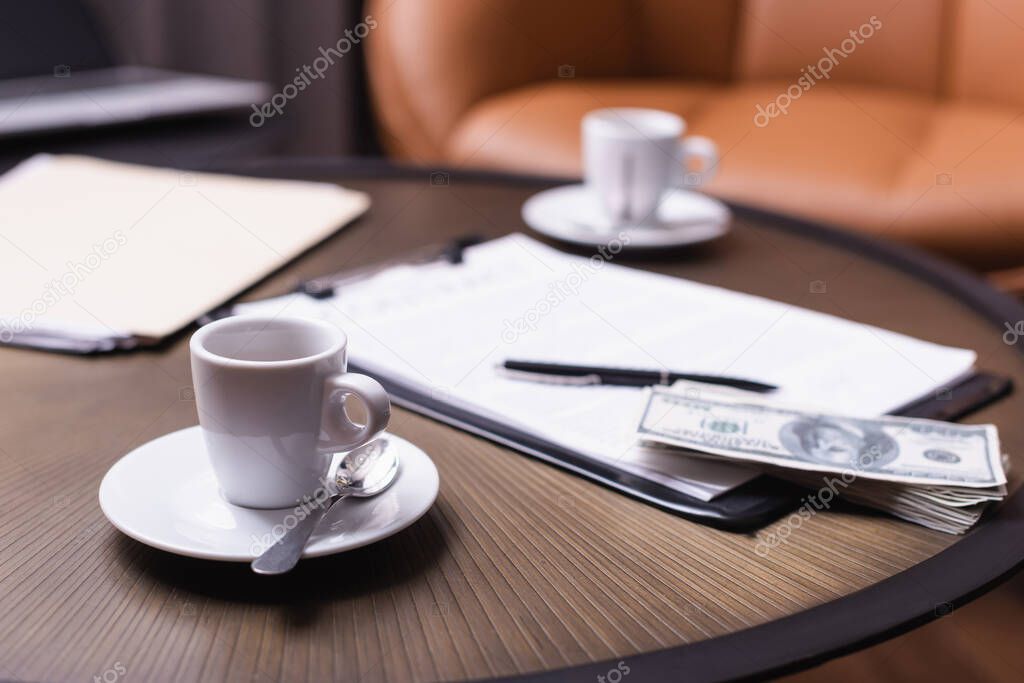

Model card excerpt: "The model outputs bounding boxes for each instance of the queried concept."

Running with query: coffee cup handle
[676,136,719,188]
[318,372,391,453]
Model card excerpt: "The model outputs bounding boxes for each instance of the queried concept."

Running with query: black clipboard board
[353,362,1011,532]
[221,237,1014,532]
[350,364,808,531]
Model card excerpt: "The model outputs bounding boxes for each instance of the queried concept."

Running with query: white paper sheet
[236,234,977,501]
[0,155,369,345]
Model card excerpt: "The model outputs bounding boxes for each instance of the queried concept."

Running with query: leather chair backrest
[366,0,632,159]
[946,0,1024,108]
[625,0,743,80]
[366,0,1024,158]
[735,0,945,95]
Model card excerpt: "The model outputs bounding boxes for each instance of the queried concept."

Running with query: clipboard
[212,237,1014,531]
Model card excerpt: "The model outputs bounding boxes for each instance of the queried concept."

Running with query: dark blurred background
[0,0,377,164]
[88,0,377,155]
[85,0,376,155]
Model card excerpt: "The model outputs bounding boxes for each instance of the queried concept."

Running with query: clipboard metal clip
[199,235,486,326]
[298,235,485,299]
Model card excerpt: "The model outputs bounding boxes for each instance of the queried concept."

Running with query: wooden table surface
[2,161,1023,683]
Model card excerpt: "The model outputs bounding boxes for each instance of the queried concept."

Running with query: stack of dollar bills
[635,383,1008,534]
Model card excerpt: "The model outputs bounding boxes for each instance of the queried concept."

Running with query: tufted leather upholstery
[366,0,1024,273]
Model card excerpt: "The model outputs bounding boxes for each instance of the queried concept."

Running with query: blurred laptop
[0,0,271,139]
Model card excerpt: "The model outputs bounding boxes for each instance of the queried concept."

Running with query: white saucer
[98,427,439,562]
[521,183,731,249]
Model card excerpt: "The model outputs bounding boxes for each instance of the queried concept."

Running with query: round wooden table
[3,160,1023,683]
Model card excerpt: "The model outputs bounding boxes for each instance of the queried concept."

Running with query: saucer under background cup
[521,184,731,249]
[98,427,439,562]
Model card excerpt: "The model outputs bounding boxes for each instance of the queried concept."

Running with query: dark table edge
[209,157,1024,682]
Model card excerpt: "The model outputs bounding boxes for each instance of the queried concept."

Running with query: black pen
[500,360,777,393]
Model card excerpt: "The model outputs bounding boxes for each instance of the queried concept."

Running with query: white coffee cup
[189,315,391,509]
[582,107,719,225]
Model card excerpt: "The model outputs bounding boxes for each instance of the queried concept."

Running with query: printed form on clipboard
[233,234,978,502]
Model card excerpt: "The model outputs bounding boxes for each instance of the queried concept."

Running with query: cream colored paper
[0,155,369,340]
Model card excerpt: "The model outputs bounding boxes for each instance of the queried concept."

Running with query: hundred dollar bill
[775,467,996,534]
[636,384,1006,488]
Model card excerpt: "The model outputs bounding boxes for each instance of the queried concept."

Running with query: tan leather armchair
[366,0,1024,281]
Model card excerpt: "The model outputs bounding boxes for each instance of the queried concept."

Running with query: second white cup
[582,107,719,225]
